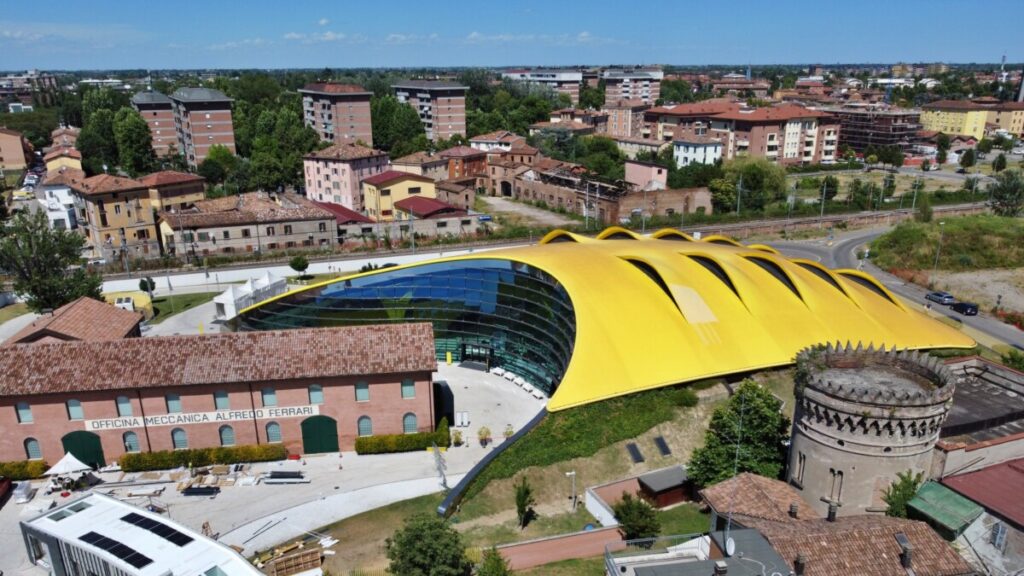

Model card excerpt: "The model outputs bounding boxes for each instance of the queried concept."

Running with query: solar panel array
[121,512,195,547]
[79,531,153,569]
[626,442,645,463]
[653,436,672,456]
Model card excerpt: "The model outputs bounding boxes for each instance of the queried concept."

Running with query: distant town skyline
[1,0,1023,71]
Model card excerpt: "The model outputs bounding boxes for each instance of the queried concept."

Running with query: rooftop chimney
[897,534,913,569]
[827,503,838,522]
[789,502,800,519]
[794,553,807,576]
[713,560,728,575]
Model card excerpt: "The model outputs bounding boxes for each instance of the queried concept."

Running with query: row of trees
[75,88,159,176]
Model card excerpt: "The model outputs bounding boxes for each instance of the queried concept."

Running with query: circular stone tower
[788,342,956,517]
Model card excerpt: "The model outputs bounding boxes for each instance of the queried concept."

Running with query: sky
[1,0,1022,71]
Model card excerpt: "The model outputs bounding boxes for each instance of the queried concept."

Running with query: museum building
[0,323,437,467]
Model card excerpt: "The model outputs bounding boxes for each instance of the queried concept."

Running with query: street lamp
[932,221,945,273]
[565,470,577,511]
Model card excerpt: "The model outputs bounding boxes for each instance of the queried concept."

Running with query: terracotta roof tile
[311,200,375,224]
[79,174,148,196]
[922,99,988,111]
[4,297,142,346]
[43,148,81,162]
[137,171,205,188]
[469,130,523,143]
[361,170,433,187]
[300,83,371,95]
[43,167,87,187]
[393,196,466,219]
[440,146,487,158]
[700,472,819,523]
[304,142,387,162]
[392,151,447,165]
[0,323,436,397]
[160,191,334,228]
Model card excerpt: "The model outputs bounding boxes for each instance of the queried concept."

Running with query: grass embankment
[149,292,219,324]
[517,558,607,575]
[0,302,30,324]
[871,215,1024,273]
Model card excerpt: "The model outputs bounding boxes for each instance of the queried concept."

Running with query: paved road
[768,228,1024,349]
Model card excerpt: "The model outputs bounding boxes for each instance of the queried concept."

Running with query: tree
[372,95,426,153]
[612,492,661,543]
[688,380,789,487]
[514,475,536,529]
[915,191,933,222]
[936,148,948,165]
[959,148,976,171]
[113,107,156,176]
[385,514,473,576]
[993,152,1007,173]
[821,175,840,201]
[81,88,127,124]
[139,277,155,299]
[883,470,924,518]
[77,109,118,175]
[198,157,227,185]
[988,170,1024,217]
[921,159,931,172]
[1002,349,1024,371]
[866,154,878,166]
[0,210,103,312]
[715,157,787,213]
[289,255,309,276]
[477,547,512,576]
[936,133,951,153]
[977,138,994,154]
[579,84,605,109]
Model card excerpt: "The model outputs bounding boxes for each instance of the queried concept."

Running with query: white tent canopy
[45,452,92,476]
[213,271,287,321]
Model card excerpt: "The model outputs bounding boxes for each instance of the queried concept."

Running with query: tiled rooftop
[137,171,205,188]
[160,191,334,228]
[4,297,142,346]
[304,142,387,162]
[700,472,819,523]
[300,83,371,95]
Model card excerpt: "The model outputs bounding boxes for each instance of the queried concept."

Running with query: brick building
[299,83,374,145]
[169,88,236,169]
[391,150,450,181]
[0,324,437,465]
[302,142,389,210]
[130,91,176,157]
[3,297,142,346]
[440,146,488,179]
[602,69,663,105]
[602,99,650,138]
[0,127,33,171]
[392,80,468,141]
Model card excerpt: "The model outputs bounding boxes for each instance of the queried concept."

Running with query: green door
[301,416,339,454]
[61,431,105,469]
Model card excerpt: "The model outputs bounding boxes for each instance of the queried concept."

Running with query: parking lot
[0,363,545,571]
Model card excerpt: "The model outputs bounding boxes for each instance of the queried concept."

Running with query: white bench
[491,367,506,377]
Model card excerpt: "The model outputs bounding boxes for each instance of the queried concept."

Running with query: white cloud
[317,18,329,26]
[384,33,439,45]
[207,37,268,51]
[0,20,145,47]
[283,32,305,40]
[283,30,365,44]
[464,30,623,46]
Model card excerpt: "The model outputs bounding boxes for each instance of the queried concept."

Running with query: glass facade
[236,259,577,394]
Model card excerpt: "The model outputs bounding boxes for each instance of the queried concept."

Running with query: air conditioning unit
[114,297,136,312]
[991,522,1008,553]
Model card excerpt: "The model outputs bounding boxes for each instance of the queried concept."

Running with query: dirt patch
[480,196,577,228]
[930,268,1024,312]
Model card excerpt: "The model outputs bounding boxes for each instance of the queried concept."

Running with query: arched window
[403,413,418,434]
[308,384,324,405]
[357,416,372,437]
[15,402,33,424]
[171,428,188,450]
[165,394,182,414]
[24,437,41,460]
[66,399,84,420]
[123,432,140,453]
[266,421,282,443]
[116,396,133,417]
[219,425,235,446]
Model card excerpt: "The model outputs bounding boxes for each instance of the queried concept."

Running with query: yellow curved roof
[245,228,975,411]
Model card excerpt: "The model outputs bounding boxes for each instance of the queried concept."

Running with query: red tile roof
[712,104,833,122]
[78,174,148,195]
[943,458,1024,528]
[160,191,334,228]
[700,472,819,523]
[440,146,487,159]
[43,167,87,187]
[300,83,370,94]
[43,147,82,162]
[361,170,434,187]
[646,99,739,117]
[922,99,988,111]
[4,297,142,346]
[393,196,467,219]
[469,130,523,143]
[137,170,205,188]
[311,200,375,224]
[0,323,437,397]
[392,151,447,166]
[305,142,387,162]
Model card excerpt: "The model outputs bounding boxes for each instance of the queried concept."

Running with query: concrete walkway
[0,310,40,344]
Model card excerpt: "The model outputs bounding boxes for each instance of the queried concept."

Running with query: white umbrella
[45,452,92,476]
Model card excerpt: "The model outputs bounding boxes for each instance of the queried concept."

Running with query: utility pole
[735,175,743,215]
[641,186,648,234]
[912,177,921,210]
[819,179,827,226]
[932,221,945,273]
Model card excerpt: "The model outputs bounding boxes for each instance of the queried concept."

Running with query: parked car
[951,302,979,316]
[956,168,968,174]
[926,291,956,305]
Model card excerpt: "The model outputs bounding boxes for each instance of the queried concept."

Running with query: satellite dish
[725,537,736,557]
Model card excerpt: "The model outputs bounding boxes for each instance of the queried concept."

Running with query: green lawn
[517,557,607,575]
[871,215,1024,272]
[0,302,30,324]
[658,503,710,537]
[149,292,219,324]
[458,506,599,549]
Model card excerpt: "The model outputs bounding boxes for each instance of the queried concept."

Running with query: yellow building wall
[920,109,987,140]
[45,156,82,172]
[986,109,1024,137]
[364,179,437,222]
[83,191,159,245]
[103,290,154,320]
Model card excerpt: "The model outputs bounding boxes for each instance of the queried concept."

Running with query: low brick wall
[497,526,624,571]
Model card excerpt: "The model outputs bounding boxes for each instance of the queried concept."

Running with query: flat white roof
[23,492,260,576]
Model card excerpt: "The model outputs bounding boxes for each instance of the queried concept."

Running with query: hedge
[0,459,49,480]
[120,444,287,472]
[355,418,450,455]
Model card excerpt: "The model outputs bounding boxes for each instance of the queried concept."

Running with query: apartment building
[391,150,450,181]
[602,69,663,105]
[299,83,374,145]
[602,99,651,138]
[137,171,206,215]
[710,78,772,98]
[130,91,176,156]
[549,108,608,133]
[392,80,468,141]
[159,192,336,256]
[985,102,1024,137]
[302,142,389,211]
[361,171,436,222]
[469,130,526,152]
[644,99,738,141]
[920,100,989,140]
[169,88,236,169]
[440,146,488,179]
[673,135,724,167]
[501,69,582,105]
[73,174,162,259]
[820,104,921,152]
[0,127,33,171]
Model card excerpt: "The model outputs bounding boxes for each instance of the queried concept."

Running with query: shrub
[0,459,49,480]
[355,418,450,455]
[673,388,699,408]
[120,444,287,472]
